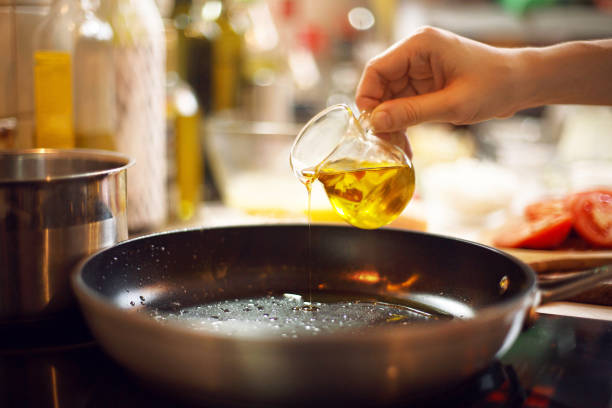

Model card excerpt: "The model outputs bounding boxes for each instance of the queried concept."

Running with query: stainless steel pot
[0,149,133,321]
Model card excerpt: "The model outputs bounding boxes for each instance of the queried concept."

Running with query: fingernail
[371,111,391,131]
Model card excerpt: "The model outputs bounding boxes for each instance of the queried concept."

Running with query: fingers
[370,89,460,131]
[356,28,449,115]
[355,70,387,112]
[355,41,413,112]
[355,27,511,130]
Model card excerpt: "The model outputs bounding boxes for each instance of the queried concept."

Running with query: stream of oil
[299,159,414,311]
[147,292,451,338]
[144,160,422,337]
[305,179,316,311]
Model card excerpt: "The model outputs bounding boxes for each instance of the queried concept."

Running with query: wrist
[511,40,612,108]
[509,47,549,112]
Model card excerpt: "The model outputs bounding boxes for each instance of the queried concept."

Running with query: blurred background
[2,0,612,237]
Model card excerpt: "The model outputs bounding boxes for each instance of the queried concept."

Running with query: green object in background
[497,0,557,15]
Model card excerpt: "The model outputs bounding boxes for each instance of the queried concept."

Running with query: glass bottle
[165,20,203,221]
[183,0,213,112]
[209,0,242,112]
[32,0,83,148]
[99,0,167,233]
[73,0,116,150]
[240,0,294,122]
[184,0,242,113]
[170,0,191,81]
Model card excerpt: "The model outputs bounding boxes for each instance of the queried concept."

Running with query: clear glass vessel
[74,0,116,150]
[290,104,415,229]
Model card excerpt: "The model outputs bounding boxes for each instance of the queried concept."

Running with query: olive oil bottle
[165,21,203,221]
[209,0,242,112]
[183,0,242,113]
[32,0,82,148]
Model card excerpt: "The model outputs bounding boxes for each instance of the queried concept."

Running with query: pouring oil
[146,292,451,338]
[301,159,415,230]
[297,159,414,308]
[303,179,318,311]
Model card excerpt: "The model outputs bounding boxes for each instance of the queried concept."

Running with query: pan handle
[537,264,612,304]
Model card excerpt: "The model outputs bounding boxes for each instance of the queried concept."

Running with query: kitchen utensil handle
[538,264,612,304]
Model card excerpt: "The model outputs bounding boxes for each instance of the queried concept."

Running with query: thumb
[370,90,456,132]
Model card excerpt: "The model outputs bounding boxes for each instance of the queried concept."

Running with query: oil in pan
[143,292,453,338]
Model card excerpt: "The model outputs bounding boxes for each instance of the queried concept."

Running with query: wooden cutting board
[496,247,612,306]
[500,247,612,273]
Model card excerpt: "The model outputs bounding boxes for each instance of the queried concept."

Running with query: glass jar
[290,104,415,229]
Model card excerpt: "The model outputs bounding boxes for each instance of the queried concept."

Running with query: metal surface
[0,149,132,321]
[73,225,546,406]
[539,265,612,303]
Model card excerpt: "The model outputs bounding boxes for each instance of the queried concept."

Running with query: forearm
[515,39,612,109]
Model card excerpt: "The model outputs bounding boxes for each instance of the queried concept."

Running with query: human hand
[356,26,523,133]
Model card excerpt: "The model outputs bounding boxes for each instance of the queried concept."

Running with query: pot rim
[0,148,134,184]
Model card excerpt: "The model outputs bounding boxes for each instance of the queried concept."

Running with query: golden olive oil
[304,179,317,310]
[174,111,202,220]
[33,50,75,148]
[302,159,415,229]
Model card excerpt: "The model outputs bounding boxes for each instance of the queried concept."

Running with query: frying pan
[72,225,612,406]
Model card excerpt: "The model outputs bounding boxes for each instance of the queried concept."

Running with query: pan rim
[72,224,539,345]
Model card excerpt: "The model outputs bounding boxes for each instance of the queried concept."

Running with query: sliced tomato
[569,191,612,248]
[524,198,570,221]
[493,213,573,249]
[565,188,612,209]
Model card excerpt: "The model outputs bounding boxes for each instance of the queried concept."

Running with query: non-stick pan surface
[73,225,538,406]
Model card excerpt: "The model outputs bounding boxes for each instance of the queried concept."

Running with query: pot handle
[537,264,612,304]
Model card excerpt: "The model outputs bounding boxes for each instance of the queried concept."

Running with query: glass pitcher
[290,104,415,229]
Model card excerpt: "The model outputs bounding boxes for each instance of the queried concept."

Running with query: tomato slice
[569,191,612,248]
[493,214,573,249]
[565,188,612,209]
[524,198,569,221]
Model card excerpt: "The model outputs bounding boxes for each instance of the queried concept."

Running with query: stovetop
[0,313,610,408]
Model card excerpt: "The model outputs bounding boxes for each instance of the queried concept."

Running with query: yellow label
[33,51,75,148]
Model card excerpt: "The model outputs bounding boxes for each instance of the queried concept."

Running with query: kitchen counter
[1,313,610,408]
